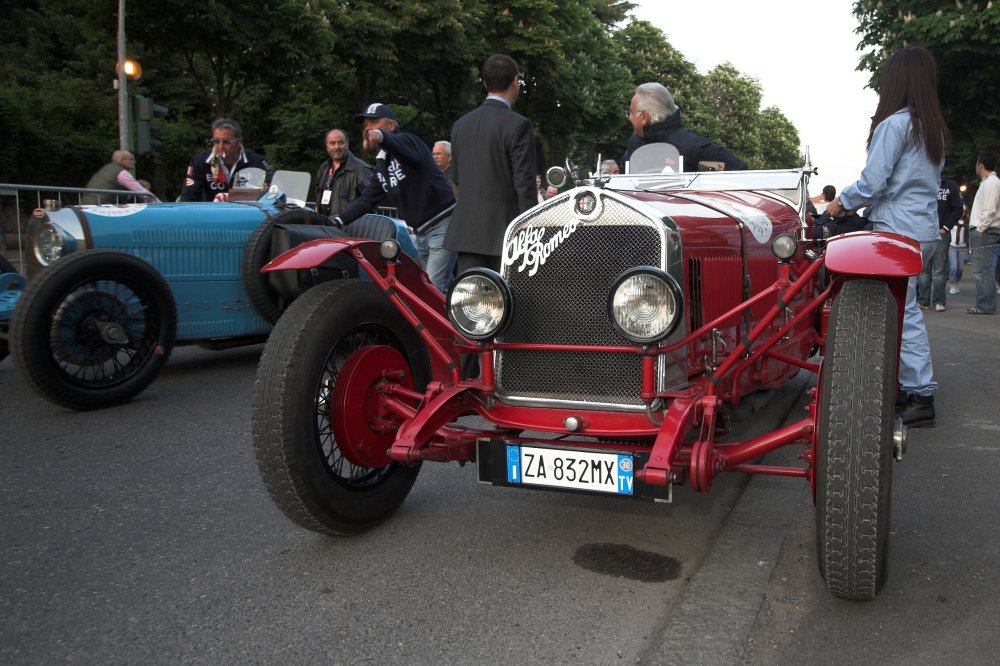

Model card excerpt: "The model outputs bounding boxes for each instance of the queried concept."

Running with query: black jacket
[313,152,373,216]
[937,179,964,232]
[339,130,455,227]
[179,149,274,202]
[620,110,747,173]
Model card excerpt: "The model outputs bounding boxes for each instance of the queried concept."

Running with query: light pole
[116,0,128,150]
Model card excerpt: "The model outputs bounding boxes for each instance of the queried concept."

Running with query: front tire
[815,279,897,600]
[251,279,429,535]
[11,250,176,410]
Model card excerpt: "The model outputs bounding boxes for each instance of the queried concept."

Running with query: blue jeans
[917,235,949,306]
[899,241,938,396]
[970,228,1000,312]
[414,219,457,293]
[947,245,968,284]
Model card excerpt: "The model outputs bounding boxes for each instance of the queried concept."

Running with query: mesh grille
[497,194,663,407]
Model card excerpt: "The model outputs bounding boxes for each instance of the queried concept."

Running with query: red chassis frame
[263,230,921,497]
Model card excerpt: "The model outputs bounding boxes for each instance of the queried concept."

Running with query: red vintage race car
[250,154,920,601]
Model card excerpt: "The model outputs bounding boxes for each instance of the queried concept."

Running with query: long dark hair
[868,45,949,164]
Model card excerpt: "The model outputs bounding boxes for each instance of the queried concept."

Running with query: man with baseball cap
[333,103,456,292]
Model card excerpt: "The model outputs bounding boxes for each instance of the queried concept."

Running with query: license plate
[505,445,634,495]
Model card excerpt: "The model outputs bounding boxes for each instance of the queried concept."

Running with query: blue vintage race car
[0,175,417,411]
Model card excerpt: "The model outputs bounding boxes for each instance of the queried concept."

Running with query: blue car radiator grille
[496,195,664,408]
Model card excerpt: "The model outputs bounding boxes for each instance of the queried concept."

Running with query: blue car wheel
[11,250,177,410]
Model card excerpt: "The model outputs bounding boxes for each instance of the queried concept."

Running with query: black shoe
[894,390,909,412]
[899,394,935,428]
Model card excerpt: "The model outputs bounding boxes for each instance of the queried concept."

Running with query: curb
[639,374,814,665]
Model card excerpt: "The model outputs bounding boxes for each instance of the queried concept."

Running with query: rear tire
[242,208,324,323]
[815,279,897,600]
[251,279,429,535]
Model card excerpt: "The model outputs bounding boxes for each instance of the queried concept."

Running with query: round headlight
[772,233,798,260]
[32,222,66,266]
[379,239,401,260]
[608,268,682,343]
[447,269,512,341]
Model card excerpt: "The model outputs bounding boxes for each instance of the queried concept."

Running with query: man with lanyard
[178,118,274,202]
[332,103,456,293]
[313,128,372,216]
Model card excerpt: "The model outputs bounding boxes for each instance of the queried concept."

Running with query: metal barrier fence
[0,183,144,273]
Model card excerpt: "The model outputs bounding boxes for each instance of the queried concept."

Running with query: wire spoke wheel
[11,251,175,410]
[252,279,428,536]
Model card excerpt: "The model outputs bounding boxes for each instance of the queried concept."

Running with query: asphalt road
[2,271,996,665]
[0,332,802,665]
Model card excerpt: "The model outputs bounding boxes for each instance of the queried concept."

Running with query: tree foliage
[854,0,1000,183]
[0,0,803,198]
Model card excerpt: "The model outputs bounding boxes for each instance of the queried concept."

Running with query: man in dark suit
[445,54,537,273]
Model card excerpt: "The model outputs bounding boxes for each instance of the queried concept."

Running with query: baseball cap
[354,103,397,122]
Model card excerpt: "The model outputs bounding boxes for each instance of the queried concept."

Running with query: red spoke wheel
[252,279,429,536]
[331,345,414,469]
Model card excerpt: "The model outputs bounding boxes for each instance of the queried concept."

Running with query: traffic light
[133,94,168,154]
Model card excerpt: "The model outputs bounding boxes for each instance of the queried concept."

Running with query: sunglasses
[209,138,239,146]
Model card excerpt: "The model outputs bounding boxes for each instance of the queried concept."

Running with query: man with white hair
[620,82,746,173]
[432,140,452,174]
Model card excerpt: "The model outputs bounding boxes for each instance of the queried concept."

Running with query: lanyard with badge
[320,164,338,207]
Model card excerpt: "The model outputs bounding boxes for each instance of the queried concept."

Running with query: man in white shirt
[967,151,1000,314]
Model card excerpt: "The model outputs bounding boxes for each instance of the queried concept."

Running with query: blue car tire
[242,207,326,324]
[11,250,177,410]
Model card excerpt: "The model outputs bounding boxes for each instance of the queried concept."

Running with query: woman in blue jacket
[826,45,949,429]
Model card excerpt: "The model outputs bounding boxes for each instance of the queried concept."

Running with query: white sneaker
[948,287,960,294]
[934,304,946,312]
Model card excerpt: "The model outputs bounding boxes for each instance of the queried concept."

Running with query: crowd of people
[84,53,748,293]
[81,48,999,424]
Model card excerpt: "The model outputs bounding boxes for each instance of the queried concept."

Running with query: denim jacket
[839,109,943,243]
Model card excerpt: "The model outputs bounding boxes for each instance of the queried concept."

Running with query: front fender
[824,231,922,278]
[261,237,424,276]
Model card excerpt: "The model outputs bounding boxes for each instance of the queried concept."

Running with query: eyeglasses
[209,138,239,146]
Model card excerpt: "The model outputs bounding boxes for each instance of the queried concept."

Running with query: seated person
[179,118,274,201]
[620,82,746,173]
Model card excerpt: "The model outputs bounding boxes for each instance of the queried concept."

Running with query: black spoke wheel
[11,250,176,410]
[252,279,429,535]
[815,279,897,600]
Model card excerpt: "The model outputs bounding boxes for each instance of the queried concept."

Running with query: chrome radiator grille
[497,193,664,408]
